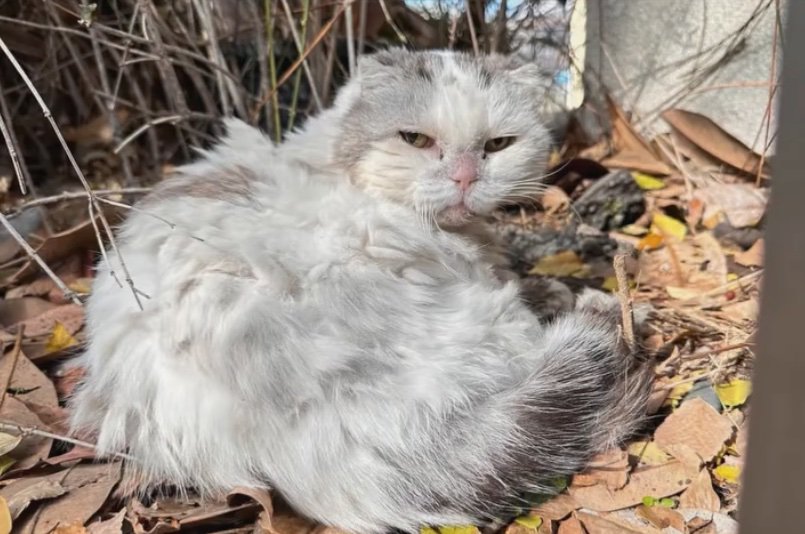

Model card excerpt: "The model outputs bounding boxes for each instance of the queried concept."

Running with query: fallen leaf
[715,379,752,408]
[0,349,59,414]
[45,322,78,354]
[569,461,691,512]
[693,183,768,228]
[556,517,585,534]
[16,304,84,338]
[514,514,543,529]
[636,233,664,251]
[52,522,87,534]
[679,469,720,512]
[662,444,704,476]
[0,497,10,534]
[3,479,67,519]
[529,251,589,277]
[639,232,727,292]
[651,213,687,241]
[531,493,579,521]
[0,433,21,456]
[733,238,764,267]
[654,399,734,463]
[603,98,672,176]
[712,464,741,484]
[576,511,660,533]
[0,398,51,470]
[573,449,629,490]
[665,286,701,300]
[632,173,666,190]
[635,505,686,531]
[627,441,671,466]
[662,109,767,177]
[0,298,56,328]
[10,463,122,534]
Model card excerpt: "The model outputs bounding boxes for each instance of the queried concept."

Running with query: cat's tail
[356,290,653,532]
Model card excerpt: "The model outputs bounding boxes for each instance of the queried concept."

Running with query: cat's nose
[450,155,478,191]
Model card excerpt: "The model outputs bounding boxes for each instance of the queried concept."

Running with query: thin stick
[0,328,24,412]
[0,421,135,461]
[0,103,27,195]
[279,0,323,111]
[614,254,636,352]
[0,35,143,310]
[344,0,356,75]
[465,0,480,56]
[11,188,150,213]
[378,0,408,44]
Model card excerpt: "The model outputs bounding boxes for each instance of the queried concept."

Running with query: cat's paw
[519,277,574,318]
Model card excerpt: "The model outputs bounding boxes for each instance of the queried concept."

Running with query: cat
[69,49,651,533]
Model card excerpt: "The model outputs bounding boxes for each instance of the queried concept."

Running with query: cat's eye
[484,136,516,153]
[399,131,435,149]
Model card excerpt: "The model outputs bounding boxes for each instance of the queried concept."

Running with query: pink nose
[450,154,478,191]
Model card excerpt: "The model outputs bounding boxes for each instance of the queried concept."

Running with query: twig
[378,0,408,44]
[0,328,24,412]
[0,35,143,310]
[465,0,480,56]
[10,188,150,214]
[344,0,356,75]
[0,421,135,462]
[279,0,323,111]
[614,254,636,352]
[0,100,28,195]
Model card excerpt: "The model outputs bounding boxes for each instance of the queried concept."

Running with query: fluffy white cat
[70,49,649,533]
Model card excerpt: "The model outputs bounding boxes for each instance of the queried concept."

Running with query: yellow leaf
[633,172,666,190]
[727,273,739,282]
[514,515,543,529]
[421,528,439,534]
[438,527,479,534]
[712,464,741,484]
[45,322,78,354]
[651,213,688,241]
[67,278,93,294]
[627,441,671,466]
[715,379,752,408]
[637,232,664,251]
[528,251,589,278]
[662,382,694,407]
[0,496,11,534]
[665,286,701,300]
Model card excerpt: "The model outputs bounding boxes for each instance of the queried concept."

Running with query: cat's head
[333,49,552,225]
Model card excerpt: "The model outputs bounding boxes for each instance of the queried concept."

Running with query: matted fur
[69,50,650,533]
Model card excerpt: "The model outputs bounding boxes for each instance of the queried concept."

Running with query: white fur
[70,50,647,533]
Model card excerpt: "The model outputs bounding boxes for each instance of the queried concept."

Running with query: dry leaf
[576,511,660,533]
[679,469,720,512]
[573,449,629,490]
[541,187,571,215]
[602,98,671,176]
[0,298,56,328]
[3,479,67,519]
[531,493,579,521]
[651,213,687,241]
[662,444,703,476]
[635,505,686,531]
[556,517,585,534]
[662,109,767,177]
[693,183,767,228]
[627,441,671,466]
[0,433,21,457]
[0,398,51,470]
[0,350,59,413]
[52,522,87,534]
[639,232,727,291]
[733,239,763,267]
[16,304,84,338]
[654,399,733,463]
[569,461,692,512]
[632,173,666,191]
[12,463,122,534]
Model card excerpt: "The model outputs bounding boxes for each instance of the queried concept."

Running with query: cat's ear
[485,55,549,89]
[357,49,404,81]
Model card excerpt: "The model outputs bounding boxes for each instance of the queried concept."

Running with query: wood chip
[654,398,734,462]
[569,461,692,512]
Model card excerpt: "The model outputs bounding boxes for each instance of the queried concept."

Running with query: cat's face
[334,49,551,225]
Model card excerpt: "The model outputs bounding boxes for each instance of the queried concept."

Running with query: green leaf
[642,496,657,507]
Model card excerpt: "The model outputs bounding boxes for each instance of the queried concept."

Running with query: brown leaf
[662,109,768,177]
[52,523,87,534]
[86,509,127,534]
[679,469,721,512]
[573,449,629,490]
[576,511,660,533]
[531,493,579,521]
[638,232,727,292]
[45,446,97,466]
[0,397,52,470]
[634,505,686,531]
[693,183,768,229]
[3,479,67,519]
[556,517,585,534]
[5,278,59,300]
[15,304,84,338]
[12,463,122,534]
[53,365,86,400]
[0,349,59,411]
[569,461,692,512]
[0,298,56,328]
[603,98,672,176]
[733,238,764,267]
[654,398,734,463]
